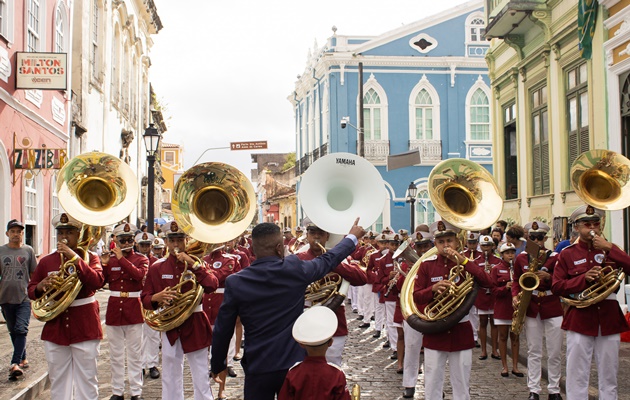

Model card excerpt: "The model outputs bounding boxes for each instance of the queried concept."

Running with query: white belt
[459,315,470,323]
[606,292,618,301]
[215,288,225,294]
[109,290,141,298]
[531,290,553,297]
[70,296,96,307]
[194,304,203,312]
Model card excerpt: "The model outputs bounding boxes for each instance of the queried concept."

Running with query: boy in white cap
[278,306,350,400]
[100,223,149,400]
[553,205,630,400]
[28,213,105,399]
[413,220,493,400]
[151,237,166,259]
[513,221,562,400]
[476,235,501,361]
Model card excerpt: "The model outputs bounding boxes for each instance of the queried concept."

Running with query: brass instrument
[511,240,546,334]
[384,259,407,297]
[144,162,256,331]
[289,234,307,253]
[351,384,361,400]
[33,152,139,321]
[400,159,503,334]
[561,149,630,307]
[304,241,349,310]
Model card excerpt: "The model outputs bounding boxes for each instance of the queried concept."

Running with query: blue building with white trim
[290,0,492,232]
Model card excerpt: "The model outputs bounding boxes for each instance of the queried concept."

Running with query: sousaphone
[33,152,139,321]
[400,159,503,334]
[299,152,386,309]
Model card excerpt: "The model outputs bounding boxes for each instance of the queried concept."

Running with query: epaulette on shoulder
[424,254,438,261]
[327,361,344,371]
[564,242,578,250]
[288,361,303,371]
[224,253,239,260]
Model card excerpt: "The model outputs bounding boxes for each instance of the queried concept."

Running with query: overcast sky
[150,0,471,178]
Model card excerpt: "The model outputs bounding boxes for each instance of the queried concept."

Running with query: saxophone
[384,259,407,297]
[511,243,548,334]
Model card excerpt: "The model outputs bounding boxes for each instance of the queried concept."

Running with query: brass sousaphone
[399,159,503,334]
[33,152,139,321]
[299,152,386,310]
[143,162,256,331]
[562,150,630,307]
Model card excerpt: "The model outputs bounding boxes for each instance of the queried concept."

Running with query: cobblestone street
[2,292,630,399]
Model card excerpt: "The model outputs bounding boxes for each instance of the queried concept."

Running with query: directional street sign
[230,141,268,150]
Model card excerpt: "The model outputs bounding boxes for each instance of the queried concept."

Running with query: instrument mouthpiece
[589,230,596,238]
[61,239,68,244]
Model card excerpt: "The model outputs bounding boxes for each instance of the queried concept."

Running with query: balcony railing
[364,140,390,163]
[485,0,548,39]
[298,143,329,174]
[409,139,442,163]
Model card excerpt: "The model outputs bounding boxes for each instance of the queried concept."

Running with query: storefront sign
[14,148,68,170]
[16,52,67,90]
[230,141,268,150]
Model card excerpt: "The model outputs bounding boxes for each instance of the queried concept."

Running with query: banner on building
[13,148,68,170]
[16,52,67,90]
[578,0,598,60]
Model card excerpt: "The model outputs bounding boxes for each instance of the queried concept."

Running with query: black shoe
[403,387,415,398]
[528,393,540,400]
[109,396,124,400]
[352,308,358,313]
[370,316,375,321]
[142,368,145,376]
[130,396,143,400]
[149,367,160,379]
[418,367,422,375]
[233,353,242,361]
[359,322,371,328]
[501,371,509,377]
[356,315,364,321]
[491,354,501,360]
[227,366,237,377]
[512,370,524,377]
[390,351,398,360]
[548,394,562,400]
[475,341,481,348]
[372,330,381,338]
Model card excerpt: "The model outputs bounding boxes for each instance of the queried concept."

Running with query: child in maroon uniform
[278,307,350,400]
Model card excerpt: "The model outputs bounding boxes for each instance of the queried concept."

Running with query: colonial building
[251,153,297,230]
[0,1,73,254]
[160,141,185,220]
[70,0,162,227]
[484,0,609,245]
[290,0,491,231]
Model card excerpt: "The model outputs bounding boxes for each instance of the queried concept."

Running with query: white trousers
[355,284,364,314]
[566,329,620,400]
[349,285,359,310]
[143,322,161,368]
[326,335,346,367]
[44,339,100,400]
[360,284,374,319]
[161,334,213,400]
[384,301,398,349]
[524,315,562,394]
[469,305,479,342]
[375,295,385,332]
[424,348,472,400]
[402,320,423,388]
[106,324,143,396]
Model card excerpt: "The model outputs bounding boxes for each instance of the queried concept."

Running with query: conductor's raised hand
[349,217,366,239]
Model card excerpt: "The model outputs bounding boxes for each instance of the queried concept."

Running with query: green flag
[578,0,598,59]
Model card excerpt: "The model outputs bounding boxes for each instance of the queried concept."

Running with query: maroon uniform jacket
[393,259,410,323]
[413,253,493,352]
[376,252,398,302]
[297,248,367,337]
[103,251,148,326]
[147,254,159,266]
[369,249,388,293]
[512,248,562,319]
[28,251,105,346]
[491,260,514,320]
[473,251,500,311]
[552,241,630,336]
[141,254,219,353]
[278,356,350,400]
[228,248,250,268]
[238,244,254,262]
[202,250,239,325]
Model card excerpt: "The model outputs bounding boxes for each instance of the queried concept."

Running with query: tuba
[561,150,630,307]
[298,152,386,310]
[511,240,546,334]
[400,159,503,334]
[143,162,256,331]
[33,152,139,321]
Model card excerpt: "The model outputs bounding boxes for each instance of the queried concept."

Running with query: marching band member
[278,306,350,400]
[369,233,389,339]
[283,227,294,254]
[388,235,408,373]
[286,226,302,251]
[295,220,367,366]
[28,213,105,399]
[552,205,630,400]
[476,235,500,361]
[512,221,563,400]
[142,235,163,380]
[376,233,400,359]
[401,232,432,399]
[210,221,364,400]
[354,231,375,327]
[134,231,156,264]
[462,232,481,347]
[413,220,493,400]
[141,221,219,400]
[100,223,149,400]
[152,237,166,259]
[491,242,523,378]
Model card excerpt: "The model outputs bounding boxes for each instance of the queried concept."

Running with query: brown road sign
[230,141,268,150]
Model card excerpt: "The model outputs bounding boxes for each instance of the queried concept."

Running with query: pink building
[0,1,72,255]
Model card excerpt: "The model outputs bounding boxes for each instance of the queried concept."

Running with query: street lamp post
[406,182,417,233]
[143,124,161,234]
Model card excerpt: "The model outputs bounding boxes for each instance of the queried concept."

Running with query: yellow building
[485,0,609,245]
[160,142,185,219]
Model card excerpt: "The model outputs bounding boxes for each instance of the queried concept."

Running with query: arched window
[27,0,46,52]
[469,88,490,140]
[54,1,67,52]
[363,88,382,140]
[23,174,41,253]
[466,13,485,43]
[111,25,121,104]
[414,89,434,139]
[91,0,104,82]
[415,189,436,227]
[50,175,63,251]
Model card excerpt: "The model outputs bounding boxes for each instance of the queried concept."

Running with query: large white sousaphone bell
[299,152,386,234]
